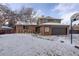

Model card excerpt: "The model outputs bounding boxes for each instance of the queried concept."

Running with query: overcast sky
[3,3,79,24]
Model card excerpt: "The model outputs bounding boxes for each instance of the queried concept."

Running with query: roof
[40,22,69,26]
[15,21,37,25]
[38,16,61,20]
[1,26,13,30]
[45,16,55,19]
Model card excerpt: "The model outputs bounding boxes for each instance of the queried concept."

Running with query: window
[45,27,49,32]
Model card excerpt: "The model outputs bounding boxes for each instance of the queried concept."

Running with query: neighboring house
[0,26,14,34]
[69,13,79,34]
[70,20,79,34]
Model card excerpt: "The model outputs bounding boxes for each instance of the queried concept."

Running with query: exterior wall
[15,25,36,33]
[28,25,36,33]
[38,18,61,25]
[40,26,52,35]
[16,25,24,33]
[40,26,45,35]
[38,18,45,25]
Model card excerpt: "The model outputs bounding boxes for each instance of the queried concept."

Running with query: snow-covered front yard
[0,33,79,56]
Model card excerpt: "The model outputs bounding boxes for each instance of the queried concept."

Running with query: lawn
[0,33,79,56]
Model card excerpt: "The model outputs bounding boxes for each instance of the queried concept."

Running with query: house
[69,20,79,34]
[15,21,37,33]
[0,26,15,34]
[15,16,69,35]
[69,13,79,34]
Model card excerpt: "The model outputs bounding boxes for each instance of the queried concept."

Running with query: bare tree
[0,4,17,27]
[0,4,37,28]
[0,4,9,27]
[19,6,37,23]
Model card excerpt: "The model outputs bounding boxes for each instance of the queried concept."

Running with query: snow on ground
[0,33,79,56]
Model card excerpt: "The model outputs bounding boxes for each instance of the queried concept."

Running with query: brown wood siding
[15,25,69,35]
[40,26,45,35]
[28,26,36,33]
[39,26,51,35]
[16,25,23,33]
[44,26,51,35]
[15,25,36,33]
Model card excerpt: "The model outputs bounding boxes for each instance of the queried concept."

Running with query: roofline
[15,24,37,26]
[39,24,69,27]
[39,18,61,20]
[16,25,69,27]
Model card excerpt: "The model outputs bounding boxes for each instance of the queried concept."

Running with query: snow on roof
[16,21,69,26]
[16,21,26,25]
[40,22,69,26]
[1,26,12,29]
[16,21,37,25]
[72,20,79,26]
[45,16,54,19]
